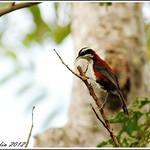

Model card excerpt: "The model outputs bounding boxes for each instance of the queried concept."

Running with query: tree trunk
[34,2,148,147]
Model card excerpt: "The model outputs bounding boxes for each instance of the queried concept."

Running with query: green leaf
[51,24,71,44]
[133,97,150,108]
[97,139,112,147]
[110,111,128,123]
[24,5,71,46]
[5,50,17,60]
[138,97,150,108]
[120,135,138,147]
[54,2,59,19]
[23,5,51,46]
[97,97,150,147]
[125,111,142,135]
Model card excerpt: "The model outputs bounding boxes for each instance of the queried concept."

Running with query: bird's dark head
[76,47,96,62]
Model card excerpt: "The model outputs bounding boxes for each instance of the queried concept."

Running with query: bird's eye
[79,51,86,56]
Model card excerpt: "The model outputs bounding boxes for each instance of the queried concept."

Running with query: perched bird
[76,47,128,115]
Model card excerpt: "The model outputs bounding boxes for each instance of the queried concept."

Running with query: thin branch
[90,103,107,129]
[53,49,83,80]
[53,49,120,147]
[0,2,41,17]
[25,106,35,148]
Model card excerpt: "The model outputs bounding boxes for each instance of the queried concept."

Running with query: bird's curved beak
[75,56,89,62]
[75,56,80,61]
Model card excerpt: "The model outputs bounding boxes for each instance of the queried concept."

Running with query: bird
[76,47,129,115]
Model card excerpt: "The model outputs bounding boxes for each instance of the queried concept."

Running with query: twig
[53,49,83,80]
[25,106,35,148]
[53,49,120,147]
[0,2,41,17]
[53,49,90,81]
[90,103,107,129]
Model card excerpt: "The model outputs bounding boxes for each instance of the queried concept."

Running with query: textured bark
[34,3,148,147]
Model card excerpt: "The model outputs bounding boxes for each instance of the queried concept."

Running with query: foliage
[23,4,71,46]
[97,97,150,147]
[0,3,71,93]
[0,2,71,127]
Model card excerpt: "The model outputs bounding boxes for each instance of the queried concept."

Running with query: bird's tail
[117,90,129,116]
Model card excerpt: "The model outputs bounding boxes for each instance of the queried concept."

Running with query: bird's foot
[82,75,89,81]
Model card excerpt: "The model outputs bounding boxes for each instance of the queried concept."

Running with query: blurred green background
[0,2,150,146]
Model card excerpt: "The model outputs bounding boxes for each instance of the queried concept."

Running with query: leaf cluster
[97,97,150,147]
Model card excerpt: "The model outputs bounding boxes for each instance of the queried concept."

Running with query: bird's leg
[86,76,96,82]
[82,75,95,81]
[100,93,108,110]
